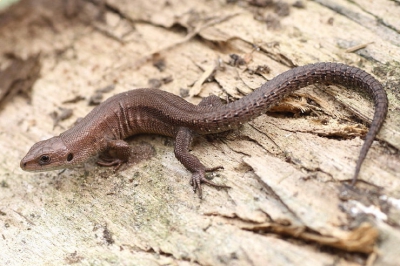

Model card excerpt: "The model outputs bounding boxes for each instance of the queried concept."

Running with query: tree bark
[1,0,399,265]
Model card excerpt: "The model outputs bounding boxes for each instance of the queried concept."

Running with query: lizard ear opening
[67,153,73,161]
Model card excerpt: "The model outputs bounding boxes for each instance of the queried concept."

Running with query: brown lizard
[20,62,388,197]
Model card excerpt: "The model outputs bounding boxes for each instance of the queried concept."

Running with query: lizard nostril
[20,160,27,169]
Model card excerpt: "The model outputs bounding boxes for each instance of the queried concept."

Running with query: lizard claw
[190,169,230,199]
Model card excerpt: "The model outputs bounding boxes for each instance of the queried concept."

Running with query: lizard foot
[190,170,230,199]
[97,158,126,172]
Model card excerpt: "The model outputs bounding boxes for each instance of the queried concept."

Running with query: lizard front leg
[174,126,228,198]
[97,139,131,171]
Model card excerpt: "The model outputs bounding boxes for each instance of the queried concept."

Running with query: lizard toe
[190,170,230,199]
[97,158,126,171]
[205,165,224,172]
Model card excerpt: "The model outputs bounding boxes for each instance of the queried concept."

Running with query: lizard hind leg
[97,139,131,171]
[174,127,229,198]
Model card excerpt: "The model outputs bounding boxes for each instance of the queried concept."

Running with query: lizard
[20,62,388,198]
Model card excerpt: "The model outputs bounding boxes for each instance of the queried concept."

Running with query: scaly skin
[20,62,388,197]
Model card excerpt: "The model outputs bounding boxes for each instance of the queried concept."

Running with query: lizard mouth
[20,156,46,172]
[20,155,70,172]
[20,158,37,172]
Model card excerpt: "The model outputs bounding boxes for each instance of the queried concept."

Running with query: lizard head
[20,136,76,172]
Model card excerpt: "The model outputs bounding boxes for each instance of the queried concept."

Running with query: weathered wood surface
[0,0,399,265]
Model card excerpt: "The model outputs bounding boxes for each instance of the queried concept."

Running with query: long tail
[207,62,388,184]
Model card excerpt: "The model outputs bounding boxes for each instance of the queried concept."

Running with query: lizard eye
[67,153,73,161]
[39,155,51,165]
